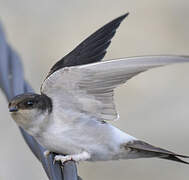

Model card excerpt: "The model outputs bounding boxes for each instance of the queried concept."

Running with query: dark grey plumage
[126,140,189,164]
[48,13,129,76]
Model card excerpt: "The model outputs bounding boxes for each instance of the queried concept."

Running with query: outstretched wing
[47,13,129,76]
[41,56,189,122]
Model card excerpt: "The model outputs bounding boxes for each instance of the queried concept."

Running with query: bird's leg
[44,150,51,158]
[54,151,91,165]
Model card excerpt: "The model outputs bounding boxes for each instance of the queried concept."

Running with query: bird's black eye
[26,100,34,106]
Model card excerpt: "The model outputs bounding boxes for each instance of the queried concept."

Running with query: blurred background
[0,0,189,179]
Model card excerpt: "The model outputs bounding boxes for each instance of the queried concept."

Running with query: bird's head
[8,93,52,129]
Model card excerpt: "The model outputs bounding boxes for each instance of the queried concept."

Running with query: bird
[8,13,189,165]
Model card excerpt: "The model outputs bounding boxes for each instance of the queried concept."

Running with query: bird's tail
[124,140,189,164]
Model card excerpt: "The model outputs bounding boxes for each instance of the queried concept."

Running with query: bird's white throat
[11,108,48,136]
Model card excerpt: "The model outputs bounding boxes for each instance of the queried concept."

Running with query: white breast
[34,112,136,161]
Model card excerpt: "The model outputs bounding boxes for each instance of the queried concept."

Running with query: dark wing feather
[126,140,189,164]
[48,13,129,76]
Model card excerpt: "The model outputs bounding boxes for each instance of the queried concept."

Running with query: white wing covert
[41,56,189,122]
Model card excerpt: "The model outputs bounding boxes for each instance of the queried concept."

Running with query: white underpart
[11,109,48,135]
[33,111,137,161]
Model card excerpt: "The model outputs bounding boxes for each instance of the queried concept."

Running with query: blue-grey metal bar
[0,23,79,180]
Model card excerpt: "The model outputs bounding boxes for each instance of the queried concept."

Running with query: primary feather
[48,13,129,76]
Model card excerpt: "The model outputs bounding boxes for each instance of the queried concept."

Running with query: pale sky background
[0,0,189,180]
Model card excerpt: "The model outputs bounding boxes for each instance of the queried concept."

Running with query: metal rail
[0,23,80,180]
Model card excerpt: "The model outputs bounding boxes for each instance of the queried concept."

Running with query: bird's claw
[53,155,76,166]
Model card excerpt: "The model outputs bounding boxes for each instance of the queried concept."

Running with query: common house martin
[9,13,189,165]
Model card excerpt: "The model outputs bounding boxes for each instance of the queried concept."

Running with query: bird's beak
[9,106,18,112]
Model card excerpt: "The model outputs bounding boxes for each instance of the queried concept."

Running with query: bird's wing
[47,13,129,76]
[41,56,189,122]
